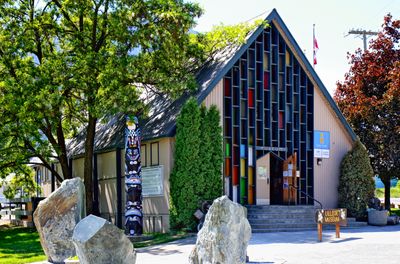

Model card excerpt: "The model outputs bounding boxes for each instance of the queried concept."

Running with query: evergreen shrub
[169,99,223,230]
[338,140,375,218]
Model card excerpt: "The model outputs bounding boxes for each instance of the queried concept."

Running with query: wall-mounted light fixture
[317,158,322,166]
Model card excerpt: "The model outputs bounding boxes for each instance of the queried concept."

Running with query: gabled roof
[68,8,356,157]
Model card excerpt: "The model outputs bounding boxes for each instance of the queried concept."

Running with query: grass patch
[0,225,46,264]
[375,182,400,198]
[0,225,191,263]
[390,208,400,217]
[133,231,191,248]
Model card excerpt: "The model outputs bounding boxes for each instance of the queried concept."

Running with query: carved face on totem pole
[125,115,143,236]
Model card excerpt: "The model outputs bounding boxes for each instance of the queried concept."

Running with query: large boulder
[34,178,85,263]
[189,196,251,264]
[72,214,136,264]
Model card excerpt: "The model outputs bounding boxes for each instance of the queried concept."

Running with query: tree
[338,140,375,218]
[202,105,223,200]
[0,0,203,215]
[0,0,265,216]
[170,101,223,230]
[335,14,400,210]
[0,166,40,199]
[170,98,201,230]
[197,105,213,200]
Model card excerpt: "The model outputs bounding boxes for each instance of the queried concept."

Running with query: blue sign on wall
[314,131,330,158]
[314,131,330,149]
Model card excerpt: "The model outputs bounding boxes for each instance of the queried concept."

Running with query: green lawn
[376,182,400,198]
[0,226,46,264]
[390,208,400,217]
[0,225,189,263]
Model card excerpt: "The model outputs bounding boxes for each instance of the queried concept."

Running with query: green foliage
[0,0,265,215]
[0,227,46,264]
[190,19,267,62]
[202,105,223,200]
[391,208,400,217]
[170,98,201,230]
[338,140,375,218]
[376,181,400,198]
[0,166,40,199]
[197,105,212,198]
[170,100,223,230]
[0,0,203,213]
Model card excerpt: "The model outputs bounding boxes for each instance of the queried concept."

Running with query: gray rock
[72,214,136,264]
[33,178,86,263]
[387,215,399,225]
[189,196,251,264]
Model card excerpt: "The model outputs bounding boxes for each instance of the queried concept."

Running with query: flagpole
[313,24,315,69]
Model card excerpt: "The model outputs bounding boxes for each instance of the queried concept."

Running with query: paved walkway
[136,225,400,264]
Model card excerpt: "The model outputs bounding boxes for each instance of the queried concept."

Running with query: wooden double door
[257,153,298,205]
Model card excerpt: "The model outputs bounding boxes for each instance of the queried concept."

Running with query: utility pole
[348,29,379,51]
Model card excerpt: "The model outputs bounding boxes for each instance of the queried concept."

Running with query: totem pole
[125,115,143,236]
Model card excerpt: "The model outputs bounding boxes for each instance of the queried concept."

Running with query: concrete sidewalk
[137,225,400,264]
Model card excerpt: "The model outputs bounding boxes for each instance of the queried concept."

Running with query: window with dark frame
[150,142,159,166]
[141,144,147,167]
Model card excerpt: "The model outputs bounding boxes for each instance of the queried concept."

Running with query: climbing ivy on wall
[170,99,223,230]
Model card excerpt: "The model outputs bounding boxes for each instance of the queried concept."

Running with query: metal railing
[289,184,323,209]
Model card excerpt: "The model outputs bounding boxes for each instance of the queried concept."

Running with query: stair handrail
[289,184,323,209]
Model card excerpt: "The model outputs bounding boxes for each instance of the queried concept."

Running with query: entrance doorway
[255,153,284,205]
[256,154,270,205]
[270,154,283,205]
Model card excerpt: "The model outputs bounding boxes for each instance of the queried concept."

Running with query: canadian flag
[313,36,319,65]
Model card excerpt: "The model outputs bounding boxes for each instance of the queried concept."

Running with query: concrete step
[251,223,316,229]
[247,209,316,214]
[246,206,368,233]
[247,206,316,213]
[249,218,315,225]
[247,205,317,209]
[252,227,316,233]
[248,213,315,219]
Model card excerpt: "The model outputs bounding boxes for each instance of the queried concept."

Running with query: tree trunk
[382,176,391,210]
[84,115,97,216]
[57,118,71,180]
[59,156,71,180]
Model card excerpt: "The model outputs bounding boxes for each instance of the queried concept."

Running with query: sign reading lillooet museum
[315,208,347,242]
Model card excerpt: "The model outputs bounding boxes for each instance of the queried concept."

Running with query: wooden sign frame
[315,208,347,242]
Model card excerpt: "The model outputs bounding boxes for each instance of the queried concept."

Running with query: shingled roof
[67,9,356,158]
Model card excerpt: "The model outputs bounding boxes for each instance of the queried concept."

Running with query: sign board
[257,166,267,179]
[314,131,330,158]
[142,166,164,197]
[315,208,347,226]
[256,146,287,152]
[315,208,347,242]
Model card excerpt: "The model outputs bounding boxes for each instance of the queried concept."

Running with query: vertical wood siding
[203,79,224,126]
[313,88,353,208]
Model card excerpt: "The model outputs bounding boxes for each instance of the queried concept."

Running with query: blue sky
[191,0,400,95]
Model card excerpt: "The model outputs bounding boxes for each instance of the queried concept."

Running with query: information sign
[314,131,330,158]
[142,166,164,197]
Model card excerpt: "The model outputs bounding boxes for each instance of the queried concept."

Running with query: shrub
[169,98,201,230]
[203,105,223,200]
[169,100,223,230]
[338,140,375,218]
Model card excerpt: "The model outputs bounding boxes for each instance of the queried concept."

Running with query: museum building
[39,9,356,232]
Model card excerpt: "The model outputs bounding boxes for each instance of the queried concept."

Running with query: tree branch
[51,0,79,32]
